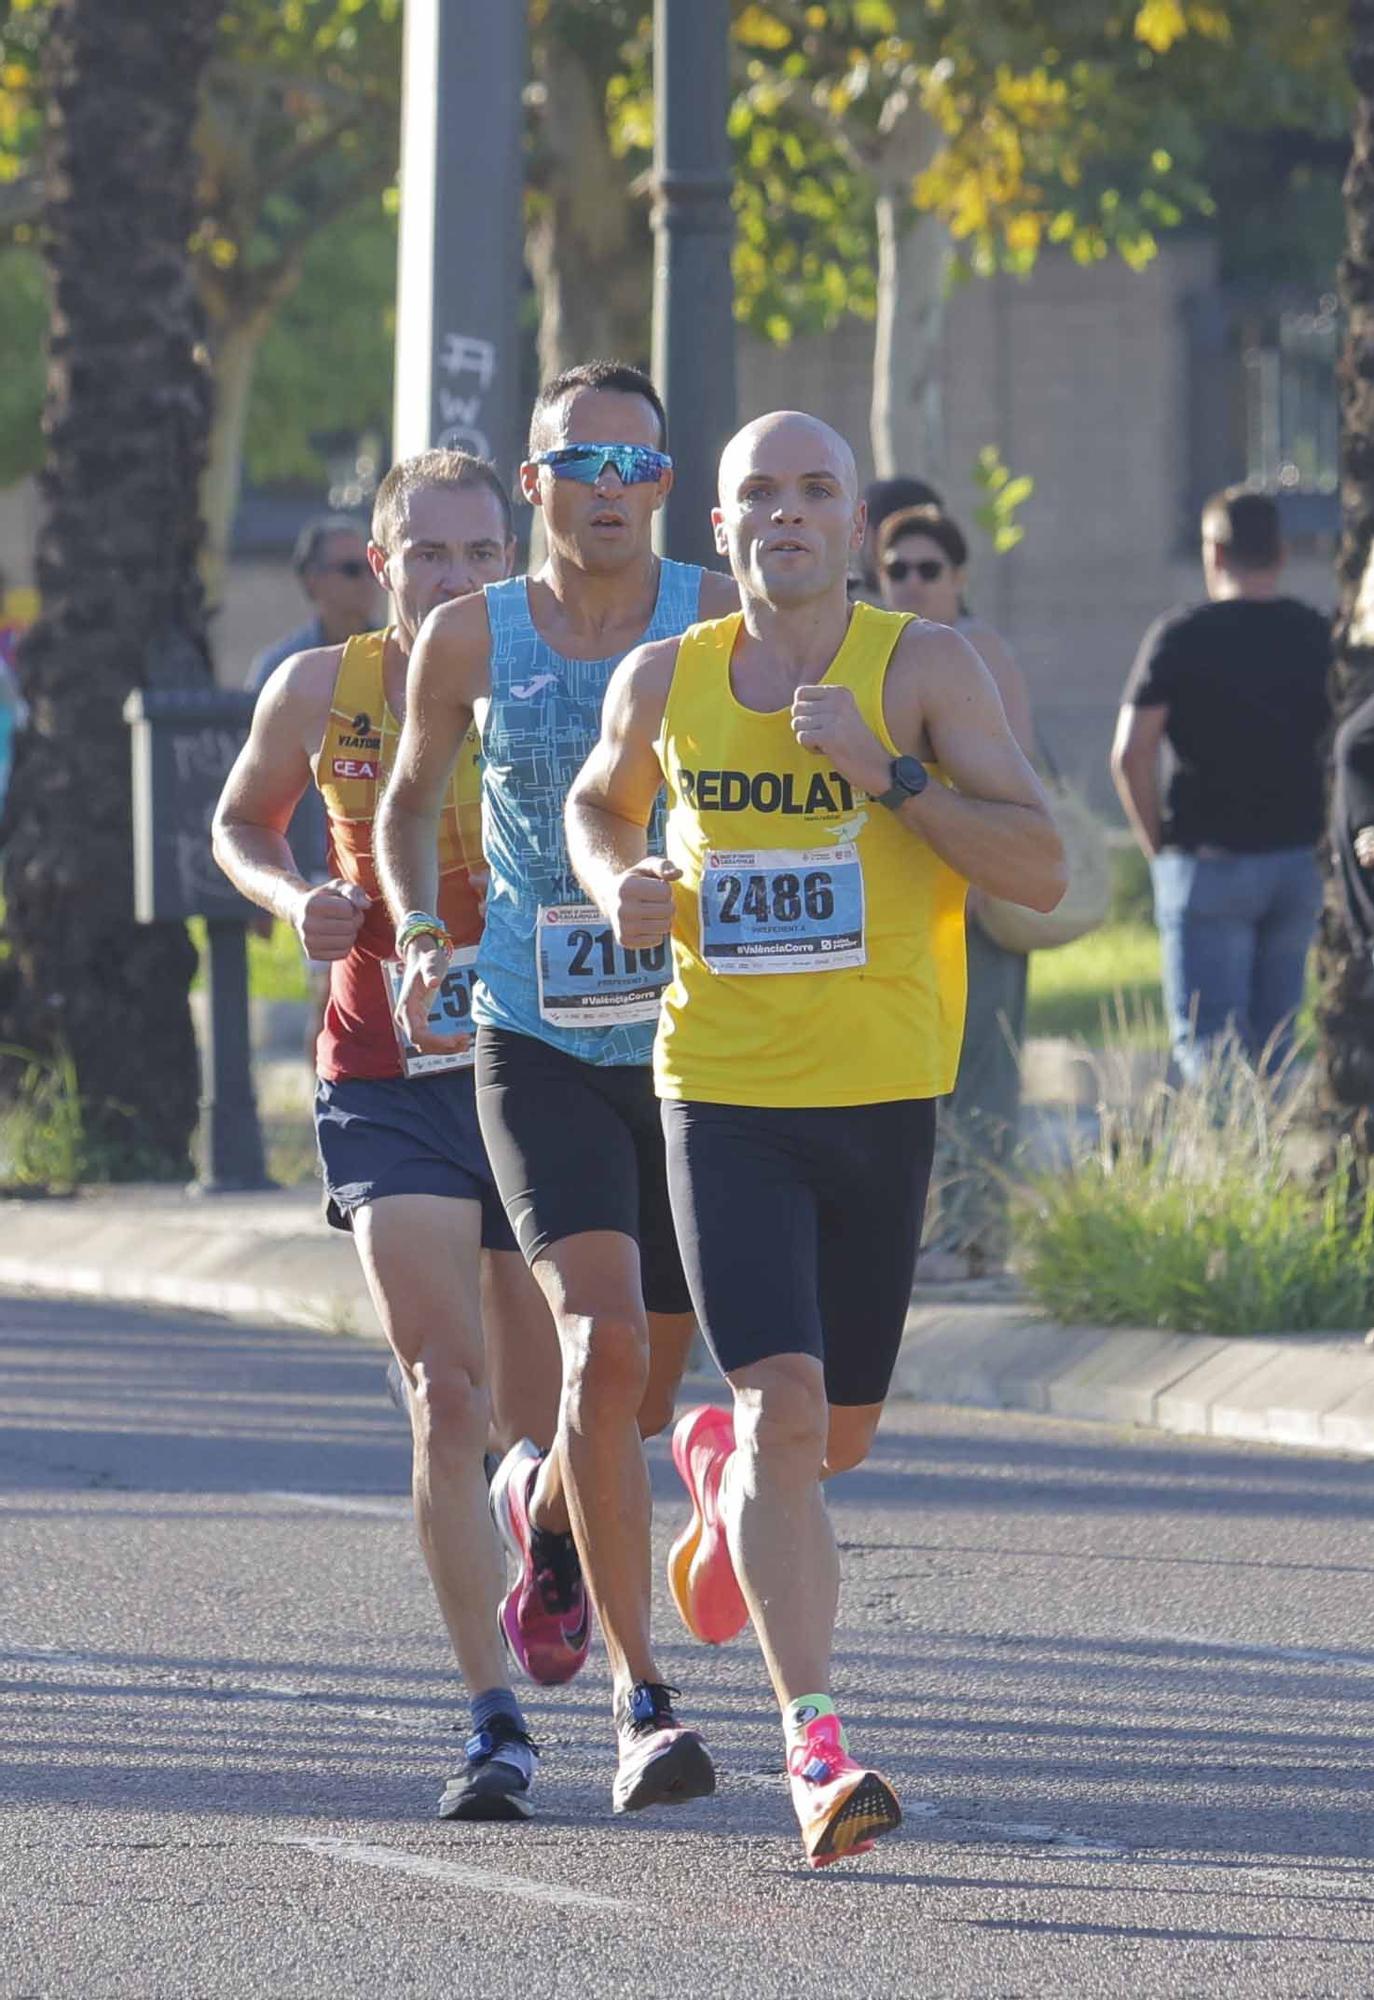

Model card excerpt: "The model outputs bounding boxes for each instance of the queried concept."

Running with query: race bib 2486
[698,845,865,975]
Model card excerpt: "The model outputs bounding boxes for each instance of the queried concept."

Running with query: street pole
[392,0,527,482]
[651,0,737,567]
[196,919,271,1193]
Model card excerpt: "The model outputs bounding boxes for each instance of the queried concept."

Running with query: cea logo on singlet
[677,765,860,816]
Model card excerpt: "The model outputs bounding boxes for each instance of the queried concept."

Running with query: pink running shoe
[488,1438,591,1686]
[787,1712,902,1868]
[667,1404,749,1646]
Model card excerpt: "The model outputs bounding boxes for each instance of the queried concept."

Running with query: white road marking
[262,1491,411,1519]
[277,1836,630,1911]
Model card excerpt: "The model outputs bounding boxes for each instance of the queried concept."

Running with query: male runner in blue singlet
[376,361,738,1813]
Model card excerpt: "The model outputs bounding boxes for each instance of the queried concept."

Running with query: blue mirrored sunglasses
[533,443,672,486]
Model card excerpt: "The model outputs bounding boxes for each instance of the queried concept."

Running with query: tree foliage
[612,0,1351,346]
[192,0,400,348]
[0,2,1356,490]
[0,0,402,505]
[243,196,395,488]
[1,0,402,307]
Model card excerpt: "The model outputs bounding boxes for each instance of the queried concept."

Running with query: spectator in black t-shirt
[1111,488,1330,1081]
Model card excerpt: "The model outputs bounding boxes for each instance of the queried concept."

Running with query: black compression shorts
[662,1095,936,1407]
[474,1025,692,1317]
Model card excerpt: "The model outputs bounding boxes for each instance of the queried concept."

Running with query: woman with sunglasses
[877,504,1035,1280]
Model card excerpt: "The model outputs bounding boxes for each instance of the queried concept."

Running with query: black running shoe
[437,1719,538,1822]
[611,1681,715,1814]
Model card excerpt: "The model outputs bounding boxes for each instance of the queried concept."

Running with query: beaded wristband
[395,914,453,955]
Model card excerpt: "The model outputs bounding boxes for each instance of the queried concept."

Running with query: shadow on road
[2,1293,1373,1887]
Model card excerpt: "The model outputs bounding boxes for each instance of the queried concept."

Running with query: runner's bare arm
[566,637,680,949]
[1109,700,1167,859]
[791,622,1066,912]
[374,593,489,930]
[212,647,371,959]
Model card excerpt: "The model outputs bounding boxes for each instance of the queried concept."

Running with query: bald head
[713,410,864,610]
[718,411,859,506]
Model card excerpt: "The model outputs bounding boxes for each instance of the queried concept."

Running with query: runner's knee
[408,1352,490,1456]
[823,1409,880,1475]
[822,1435,873,1476]
[734,1356,828,1474]
[560,1309,650,1418]
[637,1383,676,1439]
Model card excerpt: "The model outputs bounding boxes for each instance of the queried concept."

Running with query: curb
[894,1298,1374,1457]
[5,1193,1374,1458]
[0,1194,381,1341]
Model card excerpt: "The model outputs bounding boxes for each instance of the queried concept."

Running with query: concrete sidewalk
[3,1182,1373,1458]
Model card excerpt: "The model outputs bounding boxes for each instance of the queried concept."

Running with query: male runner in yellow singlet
[565,411,1066,1865]
[213,450,564,1821]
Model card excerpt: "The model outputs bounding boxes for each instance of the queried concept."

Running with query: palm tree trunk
[1316,1,1374,1160]
[0,0,220,1179]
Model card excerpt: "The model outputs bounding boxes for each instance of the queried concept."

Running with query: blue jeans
[1150,846,1321,1082]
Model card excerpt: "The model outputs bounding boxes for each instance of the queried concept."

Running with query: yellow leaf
[1134,0,1187,53]
[1004,213,1041,255]
[735,5,793,51]
[1187,6,1232,41]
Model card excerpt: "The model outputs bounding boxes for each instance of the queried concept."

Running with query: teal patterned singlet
[472,560,703,1065]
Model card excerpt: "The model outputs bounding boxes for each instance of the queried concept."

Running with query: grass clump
[0,1044,88,1192]
[1016,1037,1374,1336]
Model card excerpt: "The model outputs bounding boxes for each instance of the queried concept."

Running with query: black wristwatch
[875,755,929,810]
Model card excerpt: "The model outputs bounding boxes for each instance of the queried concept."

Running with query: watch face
[894,756,927,795]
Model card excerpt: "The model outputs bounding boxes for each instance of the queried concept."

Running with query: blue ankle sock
[469,1687,535,1783]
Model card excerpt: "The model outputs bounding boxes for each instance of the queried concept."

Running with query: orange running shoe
[787,1713,902,1869]
[666,1404,749,1645]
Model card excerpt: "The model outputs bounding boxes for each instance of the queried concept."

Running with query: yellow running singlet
[653,602,967,1108]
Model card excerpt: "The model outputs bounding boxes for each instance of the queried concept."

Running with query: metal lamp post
[392,0,527,481]
[651,0,737,567]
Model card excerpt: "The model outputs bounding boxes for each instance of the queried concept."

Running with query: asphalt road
[2,1291,1373,1999]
